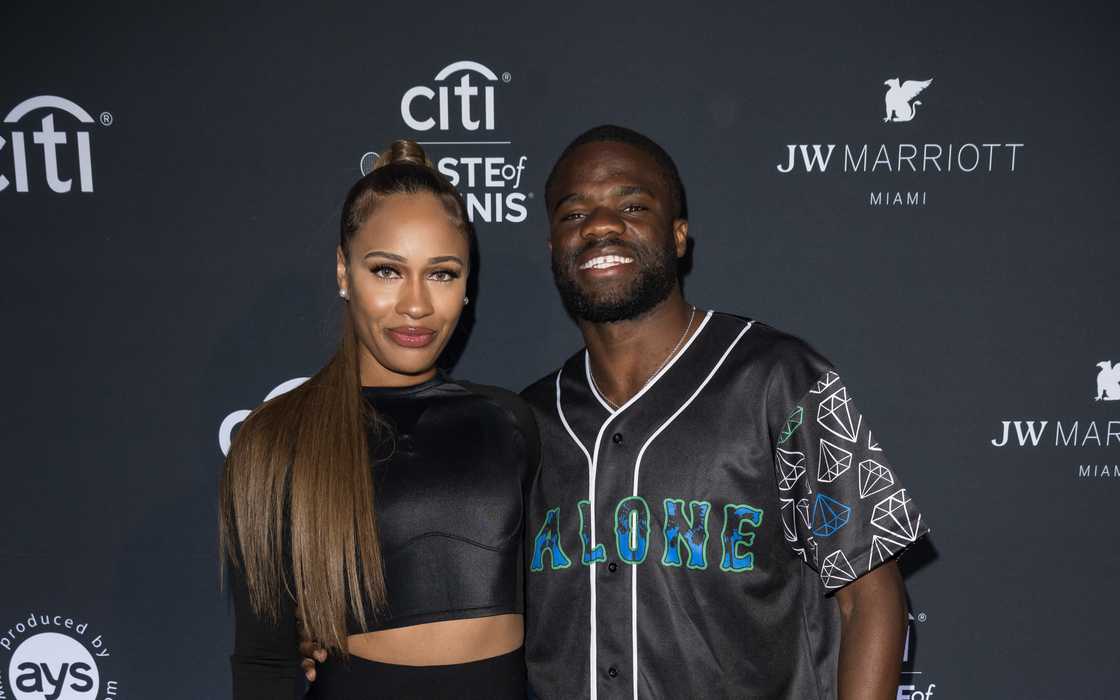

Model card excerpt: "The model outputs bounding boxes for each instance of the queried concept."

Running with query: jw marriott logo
[775,76,1024,208]
[989,361,1119,480]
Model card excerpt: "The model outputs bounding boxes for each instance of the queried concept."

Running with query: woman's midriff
[346,613,523,666]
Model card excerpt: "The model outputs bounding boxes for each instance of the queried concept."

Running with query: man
[520,124,927,699]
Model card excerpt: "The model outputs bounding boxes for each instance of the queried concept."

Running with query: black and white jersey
[521,311,929,700]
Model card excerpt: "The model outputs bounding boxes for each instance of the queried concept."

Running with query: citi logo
[1,96,107,194]
[883,78,932,123]
[401,60,504,132]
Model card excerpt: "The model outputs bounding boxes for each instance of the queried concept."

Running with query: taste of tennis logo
[359,59,530,225]
[775,76,1024,207]
[0,612,119,699]
[898,610,936,700]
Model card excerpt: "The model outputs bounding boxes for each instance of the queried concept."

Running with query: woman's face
[337,192,469,387]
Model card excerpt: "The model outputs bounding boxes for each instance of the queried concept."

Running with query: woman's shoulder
[447,378,540,476]
[448,378,536,430]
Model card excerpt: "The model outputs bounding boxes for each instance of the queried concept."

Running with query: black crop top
[228,375,539,698]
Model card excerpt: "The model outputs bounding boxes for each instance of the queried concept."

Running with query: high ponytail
[220,138,469,654]
[343,140,469,242]
[372,139,434,170]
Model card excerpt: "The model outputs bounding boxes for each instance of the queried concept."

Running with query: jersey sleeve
[227,544,305,698]
[773,369,929,591]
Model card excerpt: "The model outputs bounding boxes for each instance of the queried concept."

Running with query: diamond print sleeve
[774,370,930,591]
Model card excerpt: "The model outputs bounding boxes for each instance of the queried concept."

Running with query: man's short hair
[545,124,686,219]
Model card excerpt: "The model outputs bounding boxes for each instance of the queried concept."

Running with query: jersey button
[612,432,623,444]
[608,666,619,678]
[608,561,618,573]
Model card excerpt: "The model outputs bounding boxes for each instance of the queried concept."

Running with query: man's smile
[578,254,635,271]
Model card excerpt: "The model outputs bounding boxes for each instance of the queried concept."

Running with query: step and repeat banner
[1,1,1116,698]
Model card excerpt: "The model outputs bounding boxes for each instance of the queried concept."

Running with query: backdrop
[1,1,1117,698]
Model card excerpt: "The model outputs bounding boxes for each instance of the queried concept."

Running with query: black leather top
[228,375,539,698]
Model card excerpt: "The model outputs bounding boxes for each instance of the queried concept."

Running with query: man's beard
[551,236,679,323]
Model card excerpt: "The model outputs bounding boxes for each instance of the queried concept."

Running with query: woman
[220,140,537,699]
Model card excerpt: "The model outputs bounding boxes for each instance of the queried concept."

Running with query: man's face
[547,141,687,324]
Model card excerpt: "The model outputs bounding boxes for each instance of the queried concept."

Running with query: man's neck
[580,293,699,408]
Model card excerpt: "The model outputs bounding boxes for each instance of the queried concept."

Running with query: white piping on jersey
[585,359,617,415]
[554,369,598,699]
[556,311,713,700]
[628,319,754,700]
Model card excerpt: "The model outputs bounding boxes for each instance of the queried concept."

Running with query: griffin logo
[1095,361,1120,401]
[883,78,932,123]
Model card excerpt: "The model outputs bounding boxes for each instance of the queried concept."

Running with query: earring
[339,289,348,299]
[463,296,470,305]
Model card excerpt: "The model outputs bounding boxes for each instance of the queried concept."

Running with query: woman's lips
[387,327,437,348]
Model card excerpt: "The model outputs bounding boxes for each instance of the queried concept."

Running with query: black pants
[306,646,526,699]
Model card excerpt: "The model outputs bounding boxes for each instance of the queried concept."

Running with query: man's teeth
[579,255,635,270]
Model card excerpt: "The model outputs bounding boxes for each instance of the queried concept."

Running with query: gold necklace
[589,305,697,411]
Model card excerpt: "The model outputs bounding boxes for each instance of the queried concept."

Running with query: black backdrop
[1,2,1117,698]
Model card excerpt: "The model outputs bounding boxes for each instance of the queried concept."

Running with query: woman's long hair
[220,140,471,653]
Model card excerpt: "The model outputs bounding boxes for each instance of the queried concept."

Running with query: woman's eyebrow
[363,250,407,262]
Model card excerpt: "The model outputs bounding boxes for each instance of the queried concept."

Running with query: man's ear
[672,219,689,258]
[335,246,348,294]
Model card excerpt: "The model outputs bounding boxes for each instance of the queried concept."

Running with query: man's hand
[299,639,327,682]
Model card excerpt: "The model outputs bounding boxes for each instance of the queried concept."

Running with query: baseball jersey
[521,311,929,699]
